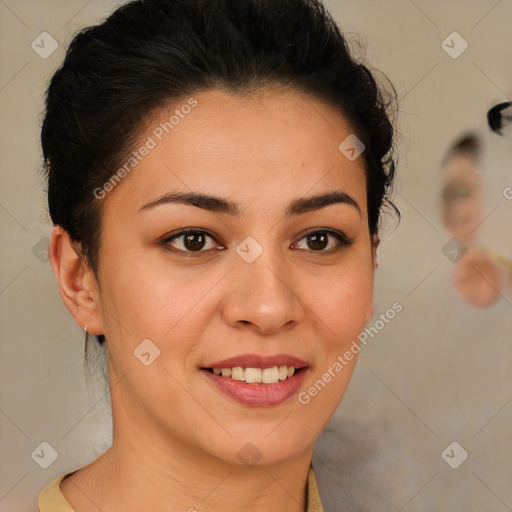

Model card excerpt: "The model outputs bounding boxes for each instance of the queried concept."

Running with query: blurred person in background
[441,102,512,309]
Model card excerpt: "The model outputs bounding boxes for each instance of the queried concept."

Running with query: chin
[208,429,314,468]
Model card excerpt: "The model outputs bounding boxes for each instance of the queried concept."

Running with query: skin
[441,153,482,243]
[453,248,506,308]
[49,88,378,512]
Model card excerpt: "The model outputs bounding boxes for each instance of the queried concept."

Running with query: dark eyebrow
[139,191,243,216]
[285,191,360,217]
[139,190,360,217]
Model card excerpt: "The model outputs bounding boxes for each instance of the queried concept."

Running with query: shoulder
[38,473,76,512]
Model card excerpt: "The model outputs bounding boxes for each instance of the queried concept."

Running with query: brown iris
[184,232,207,251]
[306,232,328,251]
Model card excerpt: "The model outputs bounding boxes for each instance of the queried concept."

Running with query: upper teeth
[211,366,296,384]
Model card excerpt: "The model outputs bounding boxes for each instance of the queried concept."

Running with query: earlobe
[48,226,104,335]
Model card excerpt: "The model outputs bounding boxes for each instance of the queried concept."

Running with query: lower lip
[202,368,308,406]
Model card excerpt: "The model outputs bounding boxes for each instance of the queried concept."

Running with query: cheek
[97,245,221,342]
[296,260,373,419]
[303,260,374,342]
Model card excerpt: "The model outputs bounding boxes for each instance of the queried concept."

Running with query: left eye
[164,230,222,252]
[293,230,352,252]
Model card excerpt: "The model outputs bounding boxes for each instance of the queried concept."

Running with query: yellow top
[39,465,324,511]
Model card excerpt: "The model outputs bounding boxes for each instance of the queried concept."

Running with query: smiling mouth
[203,366,302,384]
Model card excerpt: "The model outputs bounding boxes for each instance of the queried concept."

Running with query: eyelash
[294,228,354,252]
[160,228,353,256]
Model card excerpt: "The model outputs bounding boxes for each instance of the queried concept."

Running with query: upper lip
[204,354,309,369]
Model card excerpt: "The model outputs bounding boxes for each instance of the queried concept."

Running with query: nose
[221,247,304,335]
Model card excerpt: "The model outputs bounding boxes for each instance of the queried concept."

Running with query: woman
[38,0,396,510]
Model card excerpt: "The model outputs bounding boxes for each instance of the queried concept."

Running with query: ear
[364,233,380,323]
[48,226,104,336]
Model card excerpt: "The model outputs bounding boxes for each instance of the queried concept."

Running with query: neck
[61,403,314,512]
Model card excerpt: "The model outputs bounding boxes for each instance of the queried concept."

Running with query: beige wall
[1,1,511,510]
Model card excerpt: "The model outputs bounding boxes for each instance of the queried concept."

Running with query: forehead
[104,88,368,216]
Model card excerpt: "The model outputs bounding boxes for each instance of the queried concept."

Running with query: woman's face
[90,88,376,466]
